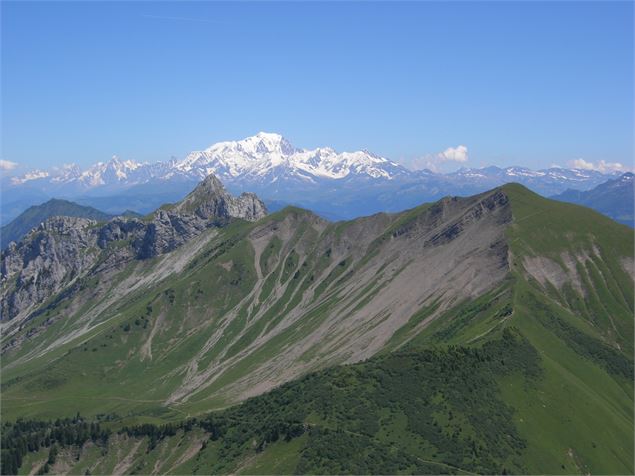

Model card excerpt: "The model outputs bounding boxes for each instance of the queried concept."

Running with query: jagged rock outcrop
[0,174,266,321]
[0,217,102,322]
[174,174,267,222]
[135,175,267,258]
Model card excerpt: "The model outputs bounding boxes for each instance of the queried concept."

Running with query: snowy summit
[175,132,406,182]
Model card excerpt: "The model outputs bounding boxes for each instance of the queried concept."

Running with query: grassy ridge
[498,184,634,474]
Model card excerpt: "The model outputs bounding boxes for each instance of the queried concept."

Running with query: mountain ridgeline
[1,132,619,225]
[551,172,634,227]
[0,174,633,475]
[0,199,114,248]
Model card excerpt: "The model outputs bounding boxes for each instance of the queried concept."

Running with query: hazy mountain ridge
[1,133,618,224]
[551,172,634,227]
[0,199,144,249]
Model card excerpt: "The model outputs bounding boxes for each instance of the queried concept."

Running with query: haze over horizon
[2,1,633,174]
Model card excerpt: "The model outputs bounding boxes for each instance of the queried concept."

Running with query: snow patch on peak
[178,133,405,181]
[203,132,295,157]
[11,170,49,185]
[109,155,142,171]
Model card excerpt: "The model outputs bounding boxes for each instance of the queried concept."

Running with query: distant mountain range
[0,199,142,248]
[4,171,630,249]
[551,172,634,227]
[0,132,620,224]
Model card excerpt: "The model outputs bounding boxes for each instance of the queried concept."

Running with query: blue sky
[1,1,633,173]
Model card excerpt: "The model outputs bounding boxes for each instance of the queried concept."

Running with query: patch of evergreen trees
[1,415,108,475]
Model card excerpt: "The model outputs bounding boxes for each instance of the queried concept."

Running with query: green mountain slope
[1,182,633,474]
[2,330,540,475]
[495,184,633,474]
[0,199,113,247]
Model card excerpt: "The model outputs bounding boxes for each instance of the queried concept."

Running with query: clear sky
[1,1,633,173]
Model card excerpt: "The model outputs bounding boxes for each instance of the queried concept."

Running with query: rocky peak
[1,173,267,321]
[174,173,267,222]
[174,174,231,219]
[229,192,268,221]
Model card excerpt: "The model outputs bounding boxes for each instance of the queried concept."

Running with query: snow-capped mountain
[174,132,408,183]
[443,165,615,197]
[1,132,621,223]
[450,165,610,183]
[7,132,613,190]
[8,133,407,191]
[10,156,183,189]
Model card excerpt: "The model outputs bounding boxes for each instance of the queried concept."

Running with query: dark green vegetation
[0,199,113,247]
[1,183,633,474]
[1,415,109,475]
[2,330,540,475]
[551,172,634,227]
